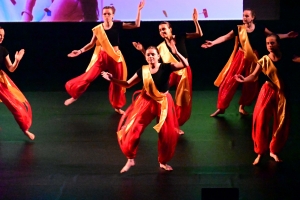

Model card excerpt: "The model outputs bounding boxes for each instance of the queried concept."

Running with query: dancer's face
[0,29,4,43]
[102,8,114,22]
[159,24,172,38]
[242,10,254,24]
[266,36,279,53]
[145,48,160,65]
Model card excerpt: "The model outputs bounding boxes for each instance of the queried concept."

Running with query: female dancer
[64,0,145,114]
[0,26,35,140]
[101,41,189,173]
[235,34,300,165]
[133,8,203,133]
[202,8,298,116]
[22,0,99,22]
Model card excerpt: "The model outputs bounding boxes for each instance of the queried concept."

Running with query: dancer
[235,34,300,165]
[201,8,298,116]
[133,8,203,134]
[101,41,189,173]
[0,26,35,140]
[64,1,145,114]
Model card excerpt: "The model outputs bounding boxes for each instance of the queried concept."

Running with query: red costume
[0,70,32,133]
[157,40,192,126]
[65,23,127,109]
[252,56,290,154]
[117,64,180,164]
[214,25,261,110]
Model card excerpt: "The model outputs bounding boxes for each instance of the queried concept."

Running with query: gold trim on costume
[257,55,287,137]
[116,65,169,138]
[0,70,27,103]
[214,37,239,86]
[85,23,127,91]
[214,25,258,86]
[142,65,168,132]
[117,91,143,140]
[157,42,190,106]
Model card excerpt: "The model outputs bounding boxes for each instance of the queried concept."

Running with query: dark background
[0,0,299,92]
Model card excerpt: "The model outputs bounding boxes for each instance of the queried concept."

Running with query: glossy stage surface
[1,91,300,200]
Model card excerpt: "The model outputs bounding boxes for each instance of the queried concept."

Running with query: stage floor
[1,91,300,200]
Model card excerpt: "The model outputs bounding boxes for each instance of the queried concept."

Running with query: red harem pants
[169,66,192,126]
[217,50,259,110]
[118,92,179,164]
[65,50,126,109]
[252,82,290,154]
[0,70,32,132]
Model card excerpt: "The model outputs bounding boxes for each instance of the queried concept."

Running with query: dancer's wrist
[21,11,33,21]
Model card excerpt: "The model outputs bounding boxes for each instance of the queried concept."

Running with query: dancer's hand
[235,74,245,82]
[201,40,214,48]
[138,0,145,11]
[193,8,198,21]
[101,71,113,81]
[287,31,298,38]
[68,50,81,57]
[15,49,25,61]
[132,42,144,51]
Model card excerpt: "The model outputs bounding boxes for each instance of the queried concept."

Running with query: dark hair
[243,8,256,19]
[146,46,160,54]
[0,26,3,30]
[79,0,99,21]
[159,21,172,28]
[266,33,281,45]
[103,5,116,14]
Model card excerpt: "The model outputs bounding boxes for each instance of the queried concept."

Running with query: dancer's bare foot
[64,97,76,106]
[120,159,135,173]
[239,105,248,115]
[25,130,35,140]
[178,129,184,135]
[210,109,225,117]
[270,152,282,162]
[115,108,125,115]
[253,154,261,165]
[159,163,173,171]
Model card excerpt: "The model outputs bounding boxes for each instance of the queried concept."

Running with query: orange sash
[141,65,168,132]
[116,65,168,139]
[86,24,127,91]
[214,25,258,86]
[157,42,190,106]
[258,55,287,137]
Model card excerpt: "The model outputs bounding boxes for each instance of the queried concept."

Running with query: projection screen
[0,0,243,22]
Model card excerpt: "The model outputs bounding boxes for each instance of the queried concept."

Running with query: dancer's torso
[137,63,173,93]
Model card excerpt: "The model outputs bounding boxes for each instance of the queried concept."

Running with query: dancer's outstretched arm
[123,0,145,29]
[186,8,203,39]
[169,40,189,69]
[101,72,141,88]
[67,33,97,57]
[264,28,298,39]
[235,63,262,83]
[5,49,25,72]
[201,30,235,48]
